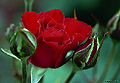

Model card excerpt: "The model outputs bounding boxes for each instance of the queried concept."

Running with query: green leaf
[1,48,21,61]
[31,65,47,83]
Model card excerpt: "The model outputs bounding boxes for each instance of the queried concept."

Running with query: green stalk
[21,1,34,83]
[24,0,34,12]
[21,58,27,83]
[64,68,76,83]
[97,42,117,83]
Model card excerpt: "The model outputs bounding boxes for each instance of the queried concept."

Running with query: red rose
[21,9,92,68]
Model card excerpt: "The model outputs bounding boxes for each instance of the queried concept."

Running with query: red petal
[27,36,64,68]
[21,12,42,35]
[64,33,91,53]
[64,18,92,38]
[43,15,53,27]
[64,18,92,50]
[41,28,64,44]
[55,46,66,68]
[40,9,65,23]
[47,18,57,27]
[54,23,65,30]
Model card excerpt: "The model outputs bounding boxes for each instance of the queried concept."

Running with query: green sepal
[31,65,47,83]
[5,24,16,42]
[58,50,74,67]
[1,48,21,61]
[92,23,105,39]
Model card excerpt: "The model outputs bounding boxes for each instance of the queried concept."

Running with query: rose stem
[24,0,34,12]
[21,58,27,83]
[22,0,34,83]
[12,58,22,81]
[97,41,117,83]
[64,68,76,83]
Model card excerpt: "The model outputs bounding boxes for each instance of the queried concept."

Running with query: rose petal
[40,9,65,23]
[41,28,63,44]
[54,23,65,30]
[64,33,91,53]
[47,18,57,27]
[21,12,42,35]
[55,46,66,68]
[64,18,92,38]
[27,36,64,68]
[64,18,92,50]
[43,15,53,27]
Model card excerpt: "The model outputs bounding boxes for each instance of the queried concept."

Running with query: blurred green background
[0,0,120,83]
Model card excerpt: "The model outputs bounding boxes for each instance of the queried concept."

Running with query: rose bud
[6,24,16,42]
[92,23,105,39]
[10,27,37,58]
[72,37,100,70]
[107,10,120,41]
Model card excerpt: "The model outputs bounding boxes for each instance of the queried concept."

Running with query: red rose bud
[73,37,100,70]
[10,27,37,58]
[107,10,120,41]
[6,24,16,42]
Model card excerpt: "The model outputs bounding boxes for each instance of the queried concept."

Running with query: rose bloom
[21,9,92,68]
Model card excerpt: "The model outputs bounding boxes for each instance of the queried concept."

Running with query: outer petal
[40,9,65,23]
[27,36,64,68]
[64,18,92,50]
[64,18,92,39]
[21,12,42,35]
